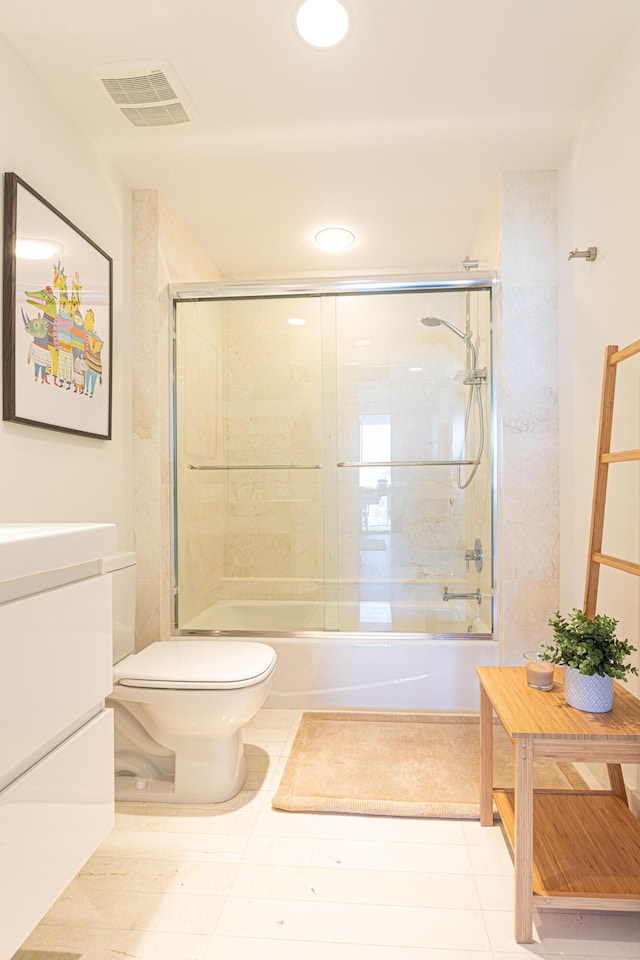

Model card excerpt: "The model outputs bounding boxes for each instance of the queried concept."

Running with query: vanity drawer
[0,709,114,959]
[0,574,112,787]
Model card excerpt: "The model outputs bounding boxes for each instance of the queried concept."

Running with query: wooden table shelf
[477,666,640,943]
[494,789,640,906]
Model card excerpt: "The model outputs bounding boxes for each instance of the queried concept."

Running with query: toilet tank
[101,552,136,664]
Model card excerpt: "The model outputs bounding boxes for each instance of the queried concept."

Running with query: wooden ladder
[583,338,640,801]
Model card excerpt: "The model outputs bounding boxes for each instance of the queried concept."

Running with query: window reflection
[359,416,391,532]
[359,416,391,616]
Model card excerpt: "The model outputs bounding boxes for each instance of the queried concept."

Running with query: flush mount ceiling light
[287,317,306,326]
[314,226,356,251]
[296,0,350,48]
[15,237,64,260]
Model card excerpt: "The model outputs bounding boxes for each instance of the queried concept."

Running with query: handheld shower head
[420,314,484,492]
[420,316,467,340]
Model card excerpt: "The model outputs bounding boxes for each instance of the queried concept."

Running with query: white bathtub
[258,634,498,711]
[181,599,497,712]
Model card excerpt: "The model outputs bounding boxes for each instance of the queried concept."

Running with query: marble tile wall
[470,171,559,663]
[132,190,220,648]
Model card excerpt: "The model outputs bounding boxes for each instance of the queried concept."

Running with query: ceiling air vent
[92,61,196,127]
[121,102,190,128]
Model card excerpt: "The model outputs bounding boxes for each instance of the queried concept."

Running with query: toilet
[104,554,277,803]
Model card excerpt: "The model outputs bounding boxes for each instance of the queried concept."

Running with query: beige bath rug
[272,711,588,819]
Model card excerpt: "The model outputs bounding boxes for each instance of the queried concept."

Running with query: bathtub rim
[174,628,495,643]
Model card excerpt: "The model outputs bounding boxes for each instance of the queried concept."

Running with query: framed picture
[2,172,112,439]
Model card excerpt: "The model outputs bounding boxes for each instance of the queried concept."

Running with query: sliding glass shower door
[173,282,493,635]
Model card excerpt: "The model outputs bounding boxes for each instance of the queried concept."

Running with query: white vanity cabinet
[0,523,116,959]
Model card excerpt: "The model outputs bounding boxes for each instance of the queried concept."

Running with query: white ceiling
[2,0,639,277]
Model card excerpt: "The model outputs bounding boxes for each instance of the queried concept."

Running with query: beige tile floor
[13,709,640,960]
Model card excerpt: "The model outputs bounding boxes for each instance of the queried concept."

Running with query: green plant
[540,609,638,680]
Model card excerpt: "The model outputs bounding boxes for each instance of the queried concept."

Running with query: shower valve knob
[464,539,484,573]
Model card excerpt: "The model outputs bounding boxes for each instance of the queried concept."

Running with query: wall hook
[568,246,597,262]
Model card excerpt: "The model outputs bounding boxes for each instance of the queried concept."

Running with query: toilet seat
[114,639,277,690]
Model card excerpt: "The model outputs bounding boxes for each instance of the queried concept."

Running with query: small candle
[526,660,554,691]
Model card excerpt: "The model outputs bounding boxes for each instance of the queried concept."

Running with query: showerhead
[420,316,467,340]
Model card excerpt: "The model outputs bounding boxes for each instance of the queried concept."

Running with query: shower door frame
[169,272,498,639]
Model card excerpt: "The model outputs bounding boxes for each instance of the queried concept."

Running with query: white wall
[558,23,640,690]
[558,24,640,794]
[0,31,132,546]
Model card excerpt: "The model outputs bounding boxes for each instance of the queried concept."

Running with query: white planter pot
[563,666,614,713]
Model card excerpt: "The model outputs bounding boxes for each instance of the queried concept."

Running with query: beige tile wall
[470,171,559,663]
[132,190,220,649]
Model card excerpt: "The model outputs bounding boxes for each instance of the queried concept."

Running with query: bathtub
[259,634,498,711]
[181,601,497,712]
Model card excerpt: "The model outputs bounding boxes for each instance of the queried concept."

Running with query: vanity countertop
[0,522,116,585]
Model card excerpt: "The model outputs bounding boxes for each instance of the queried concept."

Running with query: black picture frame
[3,172,112,439]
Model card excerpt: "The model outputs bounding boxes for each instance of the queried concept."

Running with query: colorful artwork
[3,173,112,439]
[21,261,104,398]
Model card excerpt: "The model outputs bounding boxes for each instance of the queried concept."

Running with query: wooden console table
[476,666,640,943]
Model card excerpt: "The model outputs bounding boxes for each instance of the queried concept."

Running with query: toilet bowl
[109,639,276,802]
[103,554,277,803]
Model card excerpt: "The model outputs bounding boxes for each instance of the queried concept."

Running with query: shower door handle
[186,464,323,470]
[337,459,480,467]
[443,587,482,603]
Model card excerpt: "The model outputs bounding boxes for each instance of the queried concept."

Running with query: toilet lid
[114,640,277,689]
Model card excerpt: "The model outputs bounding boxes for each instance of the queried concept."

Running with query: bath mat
[272,711,588,819]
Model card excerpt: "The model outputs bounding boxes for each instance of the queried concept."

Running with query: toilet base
[114,729,247,804]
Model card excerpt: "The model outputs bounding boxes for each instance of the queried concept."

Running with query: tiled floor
[13,709,640,960]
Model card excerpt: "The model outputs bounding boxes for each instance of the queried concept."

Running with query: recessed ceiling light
[15,238,64,260]
[314,226,356,251]
[287,317,306,326]
[296,0,350,48]
[409,366,423,372]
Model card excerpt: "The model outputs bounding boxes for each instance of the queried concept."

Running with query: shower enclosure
[171,276,495,644]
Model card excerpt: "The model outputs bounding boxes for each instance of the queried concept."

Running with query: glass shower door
[333,289,492,633]
[174,296,328,631]
[173,283,493,635]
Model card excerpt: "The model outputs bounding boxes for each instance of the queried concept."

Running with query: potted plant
[540,609,638,713]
